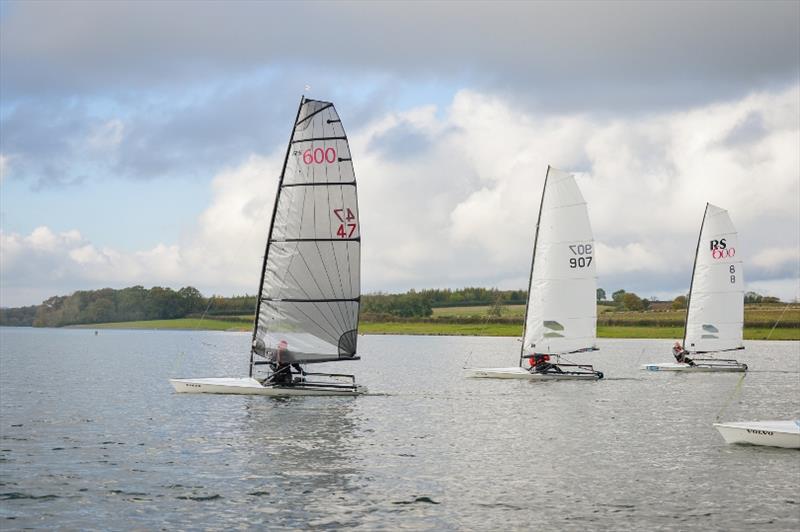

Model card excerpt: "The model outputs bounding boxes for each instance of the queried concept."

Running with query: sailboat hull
[713,421,800,449]
[641,362,747,372]
[465,367,602,381]
[169,377,365,397]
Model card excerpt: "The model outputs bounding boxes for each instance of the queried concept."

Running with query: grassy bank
[71,318,800,340]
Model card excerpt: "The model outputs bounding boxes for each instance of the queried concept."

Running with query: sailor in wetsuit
[672,341,696,366]
[269,340,305,385]
[529,354,563,374]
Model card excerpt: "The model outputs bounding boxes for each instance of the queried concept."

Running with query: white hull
[170,377,365,397]
[641,362,747,373]
[465,367,601,381]
[713,421,800,449]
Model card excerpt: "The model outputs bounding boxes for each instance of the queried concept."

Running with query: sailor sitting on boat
[261,339,305,385]
[529,354,564,374]
[672,342,696,366]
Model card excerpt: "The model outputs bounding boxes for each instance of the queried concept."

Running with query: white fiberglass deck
[713,421,800,449]
[465,367,601,381]
[170,377,364,397]
[641,362,747,372]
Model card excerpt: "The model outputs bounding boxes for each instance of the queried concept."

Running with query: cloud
[1,1,797,111]
[2,86,799,306]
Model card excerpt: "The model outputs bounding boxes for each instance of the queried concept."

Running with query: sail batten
[251,97,361,367]
[683,204,744,353]
[520,167,597,363]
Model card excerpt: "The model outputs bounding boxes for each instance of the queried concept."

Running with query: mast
[682,202,709,349]
[249,95,306,377]
[519,165,551,365]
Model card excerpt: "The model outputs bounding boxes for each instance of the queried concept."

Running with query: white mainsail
[520,167,597,363]
[683,203,744,353]
[251,97,360,368]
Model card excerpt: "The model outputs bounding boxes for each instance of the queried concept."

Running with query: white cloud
[2,85,799,306]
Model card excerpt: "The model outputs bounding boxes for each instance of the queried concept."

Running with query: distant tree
[622,292,644,311]
[641,298,651,310]
[612,289,626,304]
[672,295,688,310]
[487,293,505,317]
[597,288,606,302]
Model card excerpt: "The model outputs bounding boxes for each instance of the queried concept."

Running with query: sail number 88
[569,244,593,269]
[730,265,736,284]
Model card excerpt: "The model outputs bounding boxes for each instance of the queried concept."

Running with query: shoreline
[43,319,799,340]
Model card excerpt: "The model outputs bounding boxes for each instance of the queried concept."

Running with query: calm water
[1,327,798,530]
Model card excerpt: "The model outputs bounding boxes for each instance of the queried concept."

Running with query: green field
[70,319,800,340]
[66,304,799,340]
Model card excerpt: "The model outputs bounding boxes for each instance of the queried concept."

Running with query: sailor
[271,340,294,385]
[672,341,696,366]
[529,354,563,374]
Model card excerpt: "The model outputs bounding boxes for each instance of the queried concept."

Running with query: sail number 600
[568,243,593,269]
[303,147,337,165]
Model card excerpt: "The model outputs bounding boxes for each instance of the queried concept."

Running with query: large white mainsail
[250,96,361,370]
[683,203,744,353]
[170,96,364,395]
[466,166,601,380]
[520,167,598,364]
[641,202,746,372]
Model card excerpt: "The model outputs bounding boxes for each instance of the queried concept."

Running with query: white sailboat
[171,96,365,396]
[713,420,800,449]
[642,203,747,372]
[467,167,603,381]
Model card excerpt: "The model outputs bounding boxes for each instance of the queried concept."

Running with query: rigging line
[171,294,218,375]
[765,300,795,341]
[714,372,747,422]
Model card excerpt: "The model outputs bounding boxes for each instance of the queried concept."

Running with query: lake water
[1,327,798,530]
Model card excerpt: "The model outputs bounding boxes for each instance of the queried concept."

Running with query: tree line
[0,285,786,327]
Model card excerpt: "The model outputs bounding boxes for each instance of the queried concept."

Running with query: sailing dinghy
[171,97,365,396]
[642,204,747,372]
[713,420,800,449]
[466,167,603,381]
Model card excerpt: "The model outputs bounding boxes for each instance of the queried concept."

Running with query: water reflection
[237,397,365,528]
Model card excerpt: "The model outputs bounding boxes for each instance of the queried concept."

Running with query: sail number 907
[569,244,593,268]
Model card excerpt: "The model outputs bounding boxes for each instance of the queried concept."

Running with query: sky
[1,0,799,307]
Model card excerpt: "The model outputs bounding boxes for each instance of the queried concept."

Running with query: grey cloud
[724,112,768,147]
[367,122,434,162]
[1,1,798,111]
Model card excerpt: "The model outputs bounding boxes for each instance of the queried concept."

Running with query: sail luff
[519,165,551,366]
[250,95,305,377]
[682,202,708,348]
